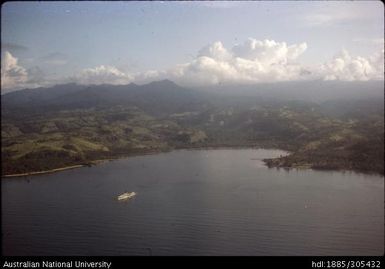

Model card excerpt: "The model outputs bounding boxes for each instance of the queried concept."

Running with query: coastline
[2,145,289,178]
[2,145,383,178]
[2,164,86,178]
[7,144,382,178]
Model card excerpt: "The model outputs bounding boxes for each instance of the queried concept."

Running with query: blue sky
[1,1,384,91]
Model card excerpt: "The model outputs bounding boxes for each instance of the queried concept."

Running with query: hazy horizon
[1,1,384,93]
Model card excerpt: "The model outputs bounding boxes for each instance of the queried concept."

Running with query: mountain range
[1,79,384,176]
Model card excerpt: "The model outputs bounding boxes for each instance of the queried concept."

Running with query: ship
[117,191,136,201]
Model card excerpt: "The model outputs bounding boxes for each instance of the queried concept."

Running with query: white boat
[117,191,136,201]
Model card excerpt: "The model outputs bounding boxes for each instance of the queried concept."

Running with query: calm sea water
[2,149,383,256]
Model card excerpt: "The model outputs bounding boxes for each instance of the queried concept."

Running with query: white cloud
[232,39,307,64]
[1,51,51,93]
[164,39,310,86]
[1,51,29,91]
[62,39,385,87]
[198,41,232,62]
[1,38,384,92]
[74,65,134,85]
[163,38,384,86]
[320,49,384,81]
[134,69,166,84]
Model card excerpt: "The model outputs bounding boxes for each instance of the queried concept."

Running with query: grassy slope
[2,106,207,175]
[2,93,384,176]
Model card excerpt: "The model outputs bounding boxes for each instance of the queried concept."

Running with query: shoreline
[2,145,289,178]
[2,164,85,178]
[3,145,382,178]
[8,145,382,178]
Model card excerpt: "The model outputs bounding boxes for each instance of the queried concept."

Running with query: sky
[1,1,384,92]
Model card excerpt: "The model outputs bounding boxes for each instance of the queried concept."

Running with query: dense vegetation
[1,80,384,176]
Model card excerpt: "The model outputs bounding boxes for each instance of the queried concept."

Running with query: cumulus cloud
[1,51,54,93]
[320,49,384,81]
[63,39,384,87]
[164,39,310,86]
[198,41,233,61]
[73,65,134,85]
[2,38,384,92]
[232,39,307,64]
[134,69,166,84]
[161,39,384,86]
[1,51,29,91]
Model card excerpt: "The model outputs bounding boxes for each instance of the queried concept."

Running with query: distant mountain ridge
[3,79,383,120]
[1,79,207,116]
[3,79,383,104]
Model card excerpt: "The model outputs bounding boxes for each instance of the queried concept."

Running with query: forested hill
[2,80,384,176]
